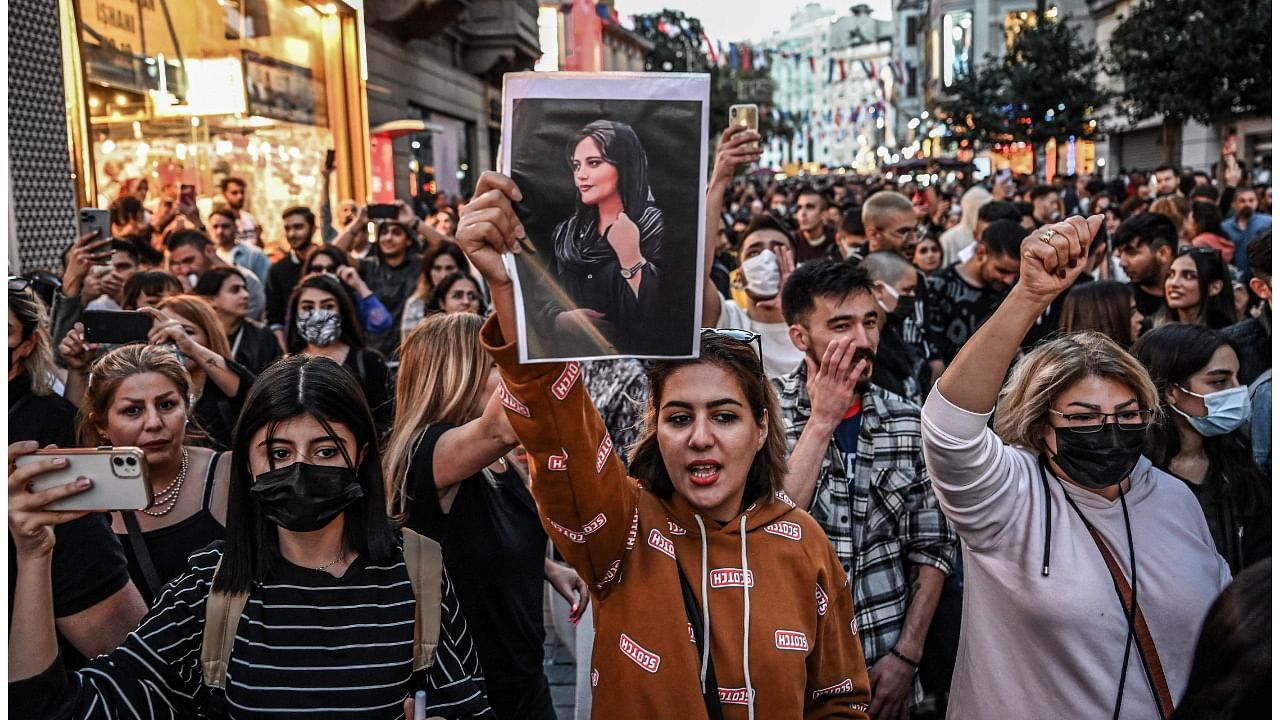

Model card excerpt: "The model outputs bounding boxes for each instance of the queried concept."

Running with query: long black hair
[285,272,367,352]
[213,355,398,592]
[565,120,653,219]
[1161,246,1237,329]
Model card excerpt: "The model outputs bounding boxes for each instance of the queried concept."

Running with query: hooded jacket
[481,318,871,719]
[939,186,992,267]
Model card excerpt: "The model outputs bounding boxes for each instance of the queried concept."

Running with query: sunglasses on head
[701,327,765,377]
[9,276,32,293]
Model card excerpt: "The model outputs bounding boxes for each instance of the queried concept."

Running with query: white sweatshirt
[920,388,1230,720]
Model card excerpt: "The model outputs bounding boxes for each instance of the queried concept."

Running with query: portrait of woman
[539,119,666,356]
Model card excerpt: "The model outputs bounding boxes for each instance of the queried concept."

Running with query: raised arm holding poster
[500,72,709,362]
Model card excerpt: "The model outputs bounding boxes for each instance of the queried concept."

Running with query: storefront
[61,0,370,253]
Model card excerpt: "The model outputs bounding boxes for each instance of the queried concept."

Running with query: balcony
[458,0,541,80]
[366,0,472,41]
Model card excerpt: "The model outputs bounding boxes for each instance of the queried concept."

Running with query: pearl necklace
[142,448,189,517]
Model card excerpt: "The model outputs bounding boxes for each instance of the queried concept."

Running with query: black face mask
[250,462,365,533]
[890,295,916,322]
[1051,424,1147,490]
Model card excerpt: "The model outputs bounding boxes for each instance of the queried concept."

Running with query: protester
[385,312,586,719]
[939,185,991,267]
[121,270,181,310]
[1131,324,1270,573]
[286,273,391,431]
[403,243,474,339]
[427,272,486,316]
[1187,201,1233,263]
[863,190,918,257]
[193,266,282,375]
[1222,232,1271,385]
[1114,212,1178,322]
[925,219,1023,364]
[85,241,140,310]
[1221,185,1271,273]
[794,185,840,262]
[265,205,323,343]
[1150,195,1193,244]
[912,235,943,276]
[1171,559,1271,720]
[301,245,396,336]
[922,214,1230,718]
[7,355,495,718]
[862,251,930,402]
[702,127,806,379]
[838,207,869,261]
[1060,280,1143,348]
[164,229,266,320]
[1153,164,1181,197]
[207,207,271,284]
[7,285,147,670]
[1161,246,1237,329]
[1029,185,1062,225]
[216,176,260,246]
[459,170,873,716]
[774,258,956,718]
[346,211,429,360]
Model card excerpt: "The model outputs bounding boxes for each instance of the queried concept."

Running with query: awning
[369,119,446,138]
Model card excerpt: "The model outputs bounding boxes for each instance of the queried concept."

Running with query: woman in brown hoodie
[456,170,871,719]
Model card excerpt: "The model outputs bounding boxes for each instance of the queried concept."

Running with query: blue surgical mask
[1170,385,1250,437]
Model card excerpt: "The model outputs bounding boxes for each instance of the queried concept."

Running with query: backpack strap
[201,556,250,691]
[402,528,443,672]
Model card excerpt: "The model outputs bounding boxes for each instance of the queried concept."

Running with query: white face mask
[740,249,781,298]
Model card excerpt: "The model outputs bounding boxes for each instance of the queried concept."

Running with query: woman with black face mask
[8,355,494,719]
[919,215,1230,720]
[1132,324,1270,573]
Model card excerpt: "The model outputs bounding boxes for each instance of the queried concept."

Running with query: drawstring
[693,515,711,687]
[739,515,755,719]
[1039,461,1053,576]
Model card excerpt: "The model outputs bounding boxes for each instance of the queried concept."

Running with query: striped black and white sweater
[12,543,494,719]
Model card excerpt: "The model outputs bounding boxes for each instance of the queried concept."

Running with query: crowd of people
[7,121,1271,719]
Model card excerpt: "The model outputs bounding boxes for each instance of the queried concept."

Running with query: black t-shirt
[359,253,420,359]
[342,346,391,436]
[926,265,1006,363]
[230,319,283,376]
[8,375,131,670]
[193,359,256,450]
[1132,283,1168,321]
[402,423,548,685]
[265,253,305,328]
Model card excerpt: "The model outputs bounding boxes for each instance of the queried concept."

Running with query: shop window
[75,0,353,252]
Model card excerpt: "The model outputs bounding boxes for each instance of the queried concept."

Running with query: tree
[938,18,1106,171]
[1108,0,1272,165]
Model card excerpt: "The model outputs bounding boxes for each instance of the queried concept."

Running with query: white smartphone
[16,448,152,511]
[730,104,759,150]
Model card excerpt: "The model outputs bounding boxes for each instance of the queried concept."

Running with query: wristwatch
[620,258,647,279]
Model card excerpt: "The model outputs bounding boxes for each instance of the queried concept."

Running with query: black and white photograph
[501,72,709,362]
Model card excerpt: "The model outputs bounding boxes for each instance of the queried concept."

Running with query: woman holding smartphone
[8,355,494,719]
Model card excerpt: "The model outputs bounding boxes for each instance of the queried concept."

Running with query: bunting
[838,58,848,82]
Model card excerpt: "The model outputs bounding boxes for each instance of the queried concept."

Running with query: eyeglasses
[9,276,32,293]
[1048,408,1155,433]
[701,328,765,376]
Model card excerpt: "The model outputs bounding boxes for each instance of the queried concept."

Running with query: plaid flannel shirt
[774,366,957,665]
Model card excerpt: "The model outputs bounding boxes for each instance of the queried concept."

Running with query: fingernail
[1068,258,1077,268]
[23,440,38,449]
[1057,269,1067,278]
[512,188,524,202]
[515,224,526,238]
[54,458,68,466]
[76,477,92,488]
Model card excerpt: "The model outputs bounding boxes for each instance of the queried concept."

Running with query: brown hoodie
[482,318,871,719]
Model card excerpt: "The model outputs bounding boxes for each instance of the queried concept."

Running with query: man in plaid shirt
[773,259,957,720]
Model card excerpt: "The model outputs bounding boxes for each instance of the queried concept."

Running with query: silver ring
[1039,229,1058,244]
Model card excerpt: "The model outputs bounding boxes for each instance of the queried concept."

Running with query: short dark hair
[979,219,1026,258]
[840,208,864,235]
[109,239,140,264]
[1029,185,1057,201]
[1189,201,1224,237]
[1013,201,1036,219]
[109,196,144,227]
[979,201,1022,224]
[741,213,795,249]
[781,259,875,326]
[1113,212,1178,252]
[282,205,316,229]
[165,229,212,253]
[193,266,244,298]
[122,271,182,309]
[796,185,826,207]
[1188,185,1220,204]
[209,207,238,223]
[1153,164,1177,175]
[1247,231,1270,279]
[219,177,246,192]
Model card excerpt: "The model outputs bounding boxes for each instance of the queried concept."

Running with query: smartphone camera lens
[113,457,123,466]
[126,456,137,466]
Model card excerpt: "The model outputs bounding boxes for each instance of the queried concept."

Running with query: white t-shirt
[716,298,804,381]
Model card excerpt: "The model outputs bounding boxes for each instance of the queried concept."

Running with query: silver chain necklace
[314,550,348,572]
[142,448,189,517]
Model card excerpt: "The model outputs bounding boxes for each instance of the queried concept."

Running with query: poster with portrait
[501,72,709,363]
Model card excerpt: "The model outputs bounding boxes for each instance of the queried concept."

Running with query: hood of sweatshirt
[959,184,992,234]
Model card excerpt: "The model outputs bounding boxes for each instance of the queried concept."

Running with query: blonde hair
[993,331,1161,455]
[156,294,233,359]
[78,344,194,446]
[383,312,490,517]
[9,288,58,396]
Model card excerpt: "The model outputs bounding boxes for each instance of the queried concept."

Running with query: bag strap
[120,512,164,600]
[1084,525,1175,718]
[677,565,724,720]
[200,556,250,691]
[402,528,443,672]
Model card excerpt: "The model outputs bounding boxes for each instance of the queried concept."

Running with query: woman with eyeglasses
[1131,324,1270,573]
[452,171,872,718]
[920,215,1229,719]
[1160,246,1238,330]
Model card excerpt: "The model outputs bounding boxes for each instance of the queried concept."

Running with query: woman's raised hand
[8,442,91,560]
[59,322,99,373]
[457,172,526,288]
[1016,215,1104,304]
[140,307,200,357]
